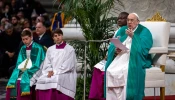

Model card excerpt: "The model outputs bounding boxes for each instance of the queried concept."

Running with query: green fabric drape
[104,24,153,100]
[6,42,45,97]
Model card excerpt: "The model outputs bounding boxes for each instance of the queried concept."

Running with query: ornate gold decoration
[10,96,17,98]
[6,85,15,90]
[43,46,48,51]
[21,92,30,96]
[146,12,166,22]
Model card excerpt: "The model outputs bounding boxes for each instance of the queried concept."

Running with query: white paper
[18,58,32,70]
[110,38,129,50]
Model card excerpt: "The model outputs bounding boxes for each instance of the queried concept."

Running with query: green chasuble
[104,24,153,100]
[6,42,45,97]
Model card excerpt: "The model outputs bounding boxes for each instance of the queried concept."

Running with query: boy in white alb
[36,28,77,100]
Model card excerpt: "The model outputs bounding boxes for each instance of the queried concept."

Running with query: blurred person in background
[17,10,24,20]
[0,22,4,34]
[0,17,8,32]
[0,0,5,20]
[36,15,45,24]
[31,10,38,31]
[11,15,22,33]
[34,22,54,48]
[11,0,18,14]
[0,23,21,78]
[3,3,12,19]
[33,1,46,16]
[16,0,33,19]
[23,18,31,29]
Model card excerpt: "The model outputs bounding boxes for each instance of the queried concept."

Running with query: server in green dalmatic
[6,29,45,100]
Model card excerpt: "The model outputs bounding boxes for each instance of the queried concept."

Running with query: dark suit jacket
[34,32,54,48]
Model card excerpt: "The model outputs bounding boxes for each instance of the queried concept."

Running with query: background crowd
[0,0,57,78]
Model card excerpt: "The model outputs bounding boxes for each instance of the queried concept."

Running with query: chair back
[140,22,170,65]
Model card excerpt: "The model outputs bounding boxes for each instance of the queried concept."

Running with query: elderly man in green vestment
[105,13,153,100]
[6,29,46,100]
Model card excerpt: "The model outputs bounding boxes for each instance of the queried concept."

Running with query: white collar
[27,41,33,48]
[133,25,138,32]
[56,41,63,46]
[39,33,45,40]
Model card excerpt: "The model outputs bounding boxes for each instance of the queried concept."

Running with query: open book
[110,38,129,50]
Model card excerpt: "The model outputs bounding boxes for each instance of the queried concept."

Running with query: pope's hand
[126,28,133,38]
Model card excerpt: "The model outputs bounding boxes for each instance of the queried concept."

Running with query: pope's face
[53,33,63,44]
[127,14,139,30]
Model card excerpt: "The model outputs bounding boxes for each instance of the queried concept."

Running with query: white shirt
[26,41,33,58]
[39,33,45,40]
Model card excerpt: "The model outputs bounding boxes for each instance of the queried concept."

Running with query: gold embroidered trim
[21,92,30,96]
[43,46,48,51]
[10,96,17,98]
[6,85,15,89]
[20,58,29,72]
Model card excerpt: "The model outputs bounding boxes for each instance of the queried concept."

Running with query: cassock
[89,60,106,100]
[88,28,120,100]
[105,24,153,100]
[36,42,77,100]
[6,42,45,100]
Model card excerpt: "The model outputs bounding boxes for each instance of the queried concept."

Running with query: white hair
[131,13,139,21]
[5,23,13,30]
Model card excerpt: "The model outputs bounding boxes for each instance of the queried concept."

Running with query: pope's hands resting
[47,71,54,78]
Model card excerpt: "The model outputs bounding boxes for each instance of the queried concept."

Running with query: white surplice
[36,44,77,99]
[94,60,106,71]
[106,36,132,100]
